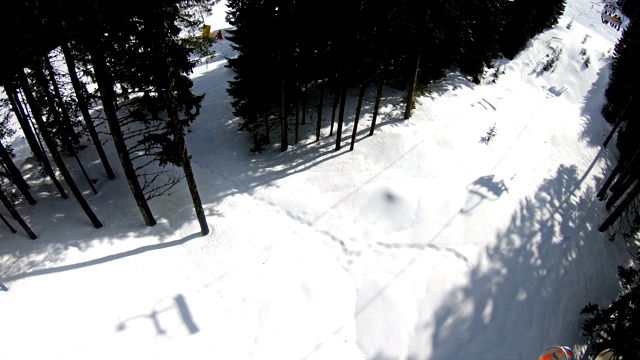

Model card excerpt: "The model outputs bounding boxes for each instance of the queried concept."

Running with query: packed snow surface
[0,0,634,359]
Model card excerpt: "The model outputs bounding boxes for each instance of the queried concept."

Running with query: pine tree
[20,66,103,229]
[581,253,640,359]
[61,41,116,180]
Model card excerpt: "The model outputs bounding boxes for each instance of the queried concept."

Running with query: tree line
[0,0,215,238]
[581,3,640,358]
[226,0,566,153]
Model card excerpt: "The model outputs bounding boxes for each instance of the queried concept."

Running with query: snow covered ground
[0,0,634,359]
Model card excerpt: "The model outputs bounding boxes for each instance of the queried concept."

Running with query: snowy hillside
[0,0,634,359]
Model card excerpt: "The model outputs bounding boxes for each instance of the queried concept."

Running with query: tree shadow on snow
[429,163,630,359]
[579,56,615,148]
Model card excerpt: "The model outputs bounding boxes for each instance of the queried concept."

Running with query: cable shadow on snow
[0,232,201,283]
[429,163,628,359]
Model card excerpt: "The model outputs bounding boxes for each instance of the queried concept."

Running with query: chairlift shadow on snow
[116,293,200,337]
[460,175,509,214]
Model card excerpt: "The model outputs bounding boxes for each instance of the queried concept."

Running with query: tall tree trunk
[35,61,98,195]
[404,52,421,120]
[175,131,209,235]
[370,76,385,137]
[295,96,300,144]
[44,54,81,148]
[301,84,307,125]
[316,81,324,142]
[89,47,156,226]
[606,173,637,211]
[350,84,367,151]
[5,83,67,198]
[6,84,43,163]
[609,166,634,194]
[0,187,37,239]
[603,89,637,148]
[330,81,340,136]
[335,82,347,151]
[62,42,116,180]
[599,180,640,232]
[597,161,622,199]
[168,104,209,235]
[0,211,17,233]
[0,142,36,204]
[263,114,271,144]
[21,67,103,229]
[162,53,209,235]
[280,79,288,152]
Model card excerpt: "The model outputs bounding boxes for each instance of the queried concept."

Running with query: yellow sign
[202,25,211,38]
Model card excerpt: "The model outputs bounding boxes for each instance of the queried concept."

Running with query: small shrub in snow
[488,65,506,84]
[581,34,590,44]
[567,20,573,30]
[583,56,591,69]
[541,48,563,73]
[480,124,497,144]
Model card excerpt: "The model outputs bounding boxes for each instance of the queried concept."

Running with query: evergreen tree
[602,9,640,159]
[453,0,508,83]
[499,0,566,59]
[582,252,640,359]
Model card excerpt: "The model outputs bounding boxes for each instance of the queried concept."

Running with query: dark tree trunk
[606,173,637,211]
[609,165,634,194]
[597,161,623,199]
[89,48,157,226]
[280,79,288,152]
[263,114,270,144]
[44,54,81,148]
[0,142,36,204]
[370,76,385,137]
[62,42,116,180]
[161,51,209,235]
[0,211,17,233]
[35,61,98,195]
[21,67,103,229]
[5,83,67,198]
[350,84,367,151]
[316,81,324,142]
[295,97,300,144]
[301,84,307,125]
[0,187,37,239]
[6,85,44,163]
[177,134,209,236]
[603,91,636,148]
[335,83,347,151]
[599,180,640,232]
[404,52,421,120]
[330,81,340,136]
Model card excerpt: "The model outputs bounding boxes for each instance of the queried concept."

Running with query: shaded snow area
[0,0,634,359]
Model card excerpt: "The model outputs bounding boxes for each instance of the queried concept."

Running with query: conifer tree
[20,67,103,228]
[61,41,116,180]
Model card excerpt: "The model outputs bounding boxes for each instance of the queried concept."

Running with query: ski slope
[0,0,634,359]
